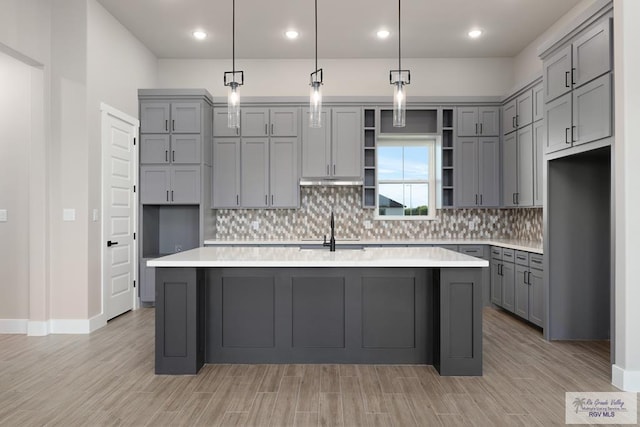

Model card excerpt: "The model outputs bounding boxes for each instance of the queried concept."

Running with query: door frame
[100,103,140,320]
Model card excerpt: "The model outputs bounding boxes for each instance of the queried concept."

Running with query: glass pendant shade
[393,81,406,127]
[309,80,323,128]
[227,82,240,128]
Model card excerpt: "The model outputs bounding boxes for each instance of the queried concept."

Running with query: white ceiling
[96,0,583,59]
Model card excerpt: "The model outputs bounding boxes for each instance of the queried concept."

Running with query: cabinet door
[514,264,530,319]
[241,138,269,207]
[533,121,545,207]
[543,45,572,103]
[573,74,611,147]
[332,107,362,178]
[545,92,572,154]
[478,137,500,207]
[478,107,500,136]
[171,103,201,133]
[213,108,240,137]
[140,166,171,204]
[454,137,479,207]
[242,108,269,137]
[270,108,298,137]
[490,259,502,306]
[516,90,533,128]
[573,19,611,88]
[140,259,155,303]
[457,107,479,136]
[213,139,241,208]
[171,135,201,164]
[501,262,516,313]
[141,103,170,133]
[301,109,331,178]
[529,267,544,327]
[516,125,534,207]
[503,100,517,135]
[270,138,299,208]
[502,132,518,207]
[533,83,544,122]
[140,135,170,164]
[170,166,200,204]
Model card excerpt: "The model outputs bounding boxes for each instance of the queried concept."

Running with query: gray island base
[149,247,486,377]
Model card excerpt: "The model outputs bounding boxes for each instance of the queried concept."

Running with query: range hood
[299,179,363,186]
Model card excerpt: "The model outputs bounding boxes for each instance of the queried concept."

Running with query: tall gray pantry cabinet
[138,89,214,304]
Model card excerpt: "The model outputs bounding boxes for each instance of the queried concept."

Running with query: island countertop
[147,246,490,268]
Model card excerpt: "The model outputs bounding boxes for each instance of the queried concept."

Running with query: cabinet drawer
[502,248,515,262]
[515,251,529,266]
[529,253,544,269]
[459,245,485,258]
[491,246,503,260]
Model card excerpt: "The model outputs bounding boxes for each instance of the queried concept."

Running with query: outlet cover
[363,220,373,229]
[252,221,260,230]
[0,209,7,222]
[92,209,99,222]
[468,220,476,230]
[63,209,76,221]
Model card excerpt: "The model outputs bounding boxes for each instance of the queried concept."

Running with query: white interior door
[101,104,139,320]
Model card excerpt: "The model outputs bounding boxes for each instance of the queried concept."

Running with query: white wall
[0,52,32,320]
[158,57,514,98]
[613,0,640,392]
[512,0,599,89]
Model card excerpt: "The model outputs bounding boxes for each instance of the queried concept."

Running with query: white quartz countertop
[202,238,543,254]
[147,246,489,268]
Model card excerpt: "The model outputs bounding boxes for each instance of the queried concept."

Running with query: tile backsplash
[213,187,542,241]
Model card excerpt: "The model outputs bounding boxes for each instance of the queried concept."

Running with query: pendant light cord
[232,0,235,75]
[315,0,318,72]
[398,0,401,72]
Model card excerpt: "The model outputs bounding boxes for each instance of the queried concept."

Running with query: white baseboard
[22,314,107,336]
[0,319,28,334]
[612,364,640,392]
[27,320,50,336]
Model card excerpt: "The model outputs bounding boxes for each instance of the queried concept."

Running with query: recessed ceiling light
[377,29,390,39]
[285,30,299,40]
[468,29,483,39]
[192,30,207,40]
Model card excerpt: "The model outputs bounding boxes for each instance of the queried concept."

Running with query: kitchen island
[148,246,488,376]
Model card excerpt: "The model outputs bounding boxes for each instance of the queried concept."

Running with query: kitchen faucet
[323,211,336,252]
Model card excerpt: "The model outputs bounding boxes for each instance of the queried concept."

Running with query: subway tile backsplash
[213,187,543,242]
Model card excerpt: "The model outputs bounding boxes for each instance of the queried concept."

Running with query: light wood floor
[0,308,624,426]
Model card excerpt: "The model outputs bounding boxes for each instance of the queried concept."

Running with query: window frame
[374,136,438,220]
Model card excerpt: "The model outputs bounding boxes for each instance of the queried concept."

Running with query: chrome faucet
[323,211,336,252]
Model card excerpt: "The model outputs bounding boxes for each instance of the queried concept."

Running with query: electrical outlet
[252,221,260,231]
[63,209,76,221]
[0,209,7,222]
[468,220,476,231]
[92,209,99,222]
[363,220,373,229]
[175,245,182,252]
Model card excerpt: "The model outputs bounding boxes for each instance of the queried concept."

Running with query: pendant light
[224,0,244,128]
[390,0,410,127]
[309,0,323,128]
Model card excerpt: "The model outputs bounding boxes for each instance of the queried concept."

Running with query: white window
[376,136,437,220]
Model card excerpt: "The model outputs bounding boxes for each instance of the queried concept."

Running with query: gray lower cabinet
[458,245,491,307]
[141,165,200,204]
[501,261,516,313]
[514,264,530,319]
[503,124,534,207]
[528,262,544,327]
[490,258,502,306]
[213,138,241,208]
[455,137,500,207]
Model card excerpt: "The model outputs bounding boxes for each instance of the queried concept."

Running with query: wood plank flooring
[0,308,628,426]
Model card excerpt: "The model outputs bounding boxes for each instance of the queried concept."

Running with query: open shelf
[363,109,377,209]
[441,108,455,208]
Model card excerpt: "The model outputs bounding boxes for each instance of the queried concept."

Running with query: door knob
[107,241,119,247]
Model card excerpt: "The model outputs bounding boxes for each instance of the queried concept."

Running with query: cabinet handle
[265,195,268,205]
[516,115,519,127]
[475,123,478,134]
[524,271,528,284]
[165,150,168,162]
[571,68,576,86]
[475,194,478,205]
[271,123,274,134]
[480,123,483,134]
[236,128,239,136]
[327,164,330,175]
[565,127,571,144]
[237,194,239,205]
[265,124,268,135]
[512,117,516,129]
[572,125,576,142]
[565,71,571,88]
[171,190,174,201]
[172,120,175,131]
[512,193,516,204]
[172,151,175,162]
[165,120,168,131]
[516,192,519,205]
[333,164,336,175]
[499,264,503,276]
[528,271,532,285]
[166,190,169,202]
[271,195,274,204]
[480,194,483,205]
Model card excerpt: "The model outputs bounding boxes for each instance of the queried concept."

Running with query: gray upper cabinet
[533,121,545,207]
[241,138,269,207]
[457,107,500,137]
[213,108,240,137]
[140,134,200,164]
[503,125,534,207]
[455,137,500,207]
[502,90,533,135]
[543,45,572,104]
[270,138,299,208]
[140,166,171,204]
[140,135,170,164]
[140,165,200,204]
[502,132,518,207]
[573,74,611,147]
[270,108,298,137]
[332,107,362,179]
[171,135,201,164]
[170,166,201,204]
[572,19,612,88]
[502,100,517,135]
[302,110,331,178]
[233,107,299,137]
[545,93,572,154]
[141,103,170,133]
[533,83,544,122]
[171,103,201,133]
[241,108,269,137]
[213,138,241,208]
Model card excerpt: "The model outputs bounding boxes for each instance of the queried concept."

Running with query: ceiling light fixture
[377,29,390,39]
[285,30,299,39]
[193,30,207,40]
[390,0,410,127]
[468,29,483,39]
[224,0,244,129]
[309,0,323,128]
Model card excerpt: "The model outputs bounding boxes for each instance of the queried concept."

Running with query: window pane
[404,146,429,180]
[404,183,429,216]
[378,183,405,216]
[378,146,403,181]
